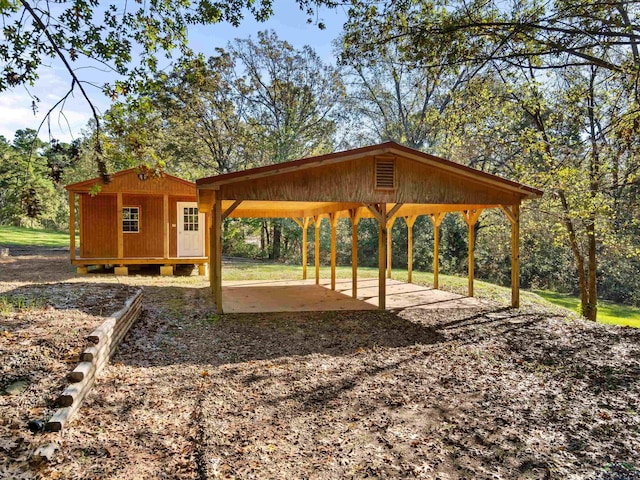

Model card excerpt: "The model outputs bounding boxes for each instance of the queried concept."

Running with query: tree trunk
[583,68,599,321]
[558,190,590,318]
[260,220,268,255]
[585,219,598,321]
[271,219,281,260]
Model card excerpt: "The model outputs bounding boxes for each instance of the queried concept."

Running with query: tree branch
[19,0,109,183]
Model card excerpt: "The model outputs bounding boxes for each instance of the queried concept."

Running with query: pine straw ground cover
[1,254,640,479]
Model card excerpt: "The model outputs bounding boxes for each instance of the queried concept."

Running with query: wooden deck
[221,278,485,313]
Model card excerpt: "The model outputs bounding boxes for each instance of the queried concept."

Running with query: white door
[177,202,205,257]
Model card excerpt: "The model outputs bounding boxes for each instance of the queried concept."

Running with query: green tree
[100,31,344,259]
[0,129,75,228]
[343,0,640,94]
[342,0,640,319]
[228,30,345,259]
[231,30,345,163]
[0,0,338,177]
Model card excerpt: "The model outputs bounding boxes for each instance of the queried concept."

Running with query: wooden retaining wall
[45,290,143,432]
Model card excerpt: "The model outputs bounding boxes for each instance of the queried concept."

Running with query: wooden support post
[386,216,396,279]
[213,193,223,314]
[378,203,387,310]
[314,215,322,285]
[429,213,445,289]
[329,213,338,290]
[163,194,169,260]
[302,217,310,280]
[68,192,75,261]
[78,193,82,257]
[501,204,521,308]
[404,216,417,283]
[208,212,214,293]
[205,213,211,259]
[116,192,123,260]
[349,208,361,298]
[468,222,475,297]
[463,209,483,297]
[512,204,520,308]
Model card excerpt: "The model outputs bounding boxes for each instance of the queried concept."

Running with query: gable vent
[375,158,396,189]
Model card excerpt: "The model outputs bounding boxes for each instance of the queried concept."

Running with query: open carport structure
[197,142,542,314]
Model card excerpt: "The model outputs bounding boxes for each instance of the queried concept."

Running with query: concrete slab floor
[221,278,485,313]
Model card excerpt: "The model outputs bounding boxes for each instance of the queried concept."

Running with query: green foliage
[223,219,267,260]
[342,1,640,91]
[338,0,640,319]
[231,30,344,163]
[103,30,344,181]
[0,1,336,95]
[0,295,44,315]
[0,130,75,229]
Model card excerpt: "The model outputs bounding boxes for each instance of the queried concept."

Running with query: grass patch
[534,290,640,328]
[223,261,549,310]
[0,225,76,248]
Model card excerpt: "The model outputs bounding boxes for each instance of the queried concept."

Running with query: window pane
[122,207,139,233]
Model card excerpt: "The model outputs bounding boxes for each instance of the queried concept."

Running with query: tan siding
[122,194,164,258]
[69,170,195,195]
[218,155,520,205]
[80,194,117,258]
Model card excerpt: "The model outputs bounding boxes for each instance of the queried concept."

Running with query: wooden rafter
[463,208,483,226]
[500,204,517,224]
[364,203,384,223]
[386,203,404,222]
[222,200,243,220]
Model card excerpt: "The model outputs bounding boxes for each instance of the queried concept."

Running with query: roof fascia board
[396,149,541,199]
[66,168,195,192]
[196,148,390,190]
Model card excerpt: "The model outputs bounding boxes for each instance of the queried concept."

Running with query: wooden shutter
[375,158,396,190]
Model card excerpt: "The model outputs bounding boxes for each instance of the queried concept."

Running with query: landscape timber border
[45,290,143,432]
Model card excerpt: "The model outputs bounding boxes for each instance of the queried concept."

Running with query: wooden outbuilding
[197,142,542,314]
[66,169,208,275]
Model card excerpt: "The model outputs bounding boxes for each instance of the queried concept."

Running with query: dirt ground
[1,252,639,479]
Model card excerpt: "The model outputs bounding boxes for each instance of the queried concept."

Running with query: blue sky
[0,1,348,143]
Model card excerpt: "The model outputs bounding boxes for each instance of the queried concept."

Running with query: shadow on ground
[116,283,557,367]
